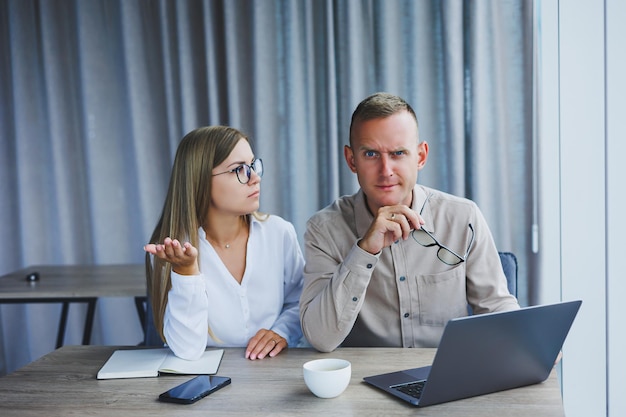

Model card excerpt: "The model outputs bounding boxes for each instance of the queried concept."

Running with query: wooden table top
[0,264,145,300]
[0,345,565,417]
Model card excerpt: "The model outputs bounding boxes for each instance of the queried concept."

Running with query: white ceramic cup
[302,358,352,398]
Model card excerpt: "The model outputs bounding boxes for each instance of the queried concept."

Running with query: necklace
[223,232,241,249]
[217,236,237,249]
[206,220,247,250]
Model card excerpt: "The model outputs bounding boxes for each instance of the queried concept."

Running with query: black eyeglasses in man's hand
[411,223,474,266]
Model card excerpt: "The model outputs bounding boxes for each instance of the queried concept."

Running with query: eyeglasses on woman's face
[212,158,264,184]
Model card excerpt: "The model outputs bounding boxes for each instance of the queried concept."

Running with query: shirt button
[404,313,410,318]
[399,276,406,282]
[352,297,358,302]
[366,263,373,269]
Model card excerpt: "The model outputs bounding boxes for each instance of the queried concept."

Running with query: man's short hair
[349,92,419,145]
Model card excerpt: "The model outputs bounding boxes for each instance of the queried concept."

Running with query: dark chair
[142,296,164,347]
[498,251,518,297]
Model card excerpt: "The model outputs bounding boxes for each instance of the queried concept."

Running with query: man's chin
[367,193,405,209]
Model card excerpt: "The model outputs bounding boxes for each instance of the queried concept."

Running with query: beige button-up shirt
[300,185,519,352]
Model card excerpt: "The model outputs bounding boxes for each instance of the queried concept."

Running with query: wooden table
[0,264,146,347]
[0,345,565,417]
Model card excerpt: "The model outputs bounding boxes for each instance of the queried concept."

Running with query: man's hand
[357,205,424,255]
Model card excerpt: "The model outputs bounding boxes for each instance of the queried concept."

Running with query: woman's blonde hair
[145,125,254,343]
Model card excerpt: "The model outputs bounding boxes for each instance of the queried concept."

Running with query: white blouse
[163,215,304,360]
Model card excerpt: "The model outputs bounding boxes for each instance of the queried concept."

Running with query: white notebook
[97,348,224,380]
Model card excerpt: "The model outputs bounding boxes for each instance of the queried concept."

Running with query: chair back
[143,296,164,346]
[498,251,518,297]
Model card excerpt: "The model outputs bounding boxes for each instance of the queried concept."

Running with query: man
[300,92,519,352]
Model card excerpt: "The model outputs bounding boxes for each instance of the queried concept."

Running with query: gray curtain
[0,0,533,375]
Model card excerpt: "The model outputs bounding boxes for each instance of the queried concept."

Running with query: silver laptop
[363,300,582,407]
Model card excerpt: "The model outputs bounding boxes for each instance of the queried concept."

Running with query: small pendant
[225,244,230,249]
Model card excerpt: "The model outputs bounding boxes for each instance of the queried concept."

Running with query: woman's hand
[245,329,286,360]
[144,237,200,276]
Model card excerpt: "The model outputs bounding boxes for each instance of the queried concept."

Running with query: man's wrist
[357,239,381,256]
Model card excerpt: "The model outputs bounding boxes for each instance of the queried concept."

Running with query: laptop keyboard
[392,380,427,400]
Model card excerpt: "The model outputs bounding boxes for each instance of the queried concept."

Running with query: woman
[144,126,304,361]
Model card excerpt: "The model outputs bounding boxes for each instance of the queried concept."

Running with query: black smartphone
[158,375,231,404]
